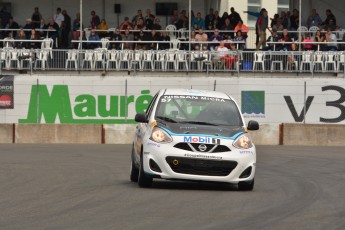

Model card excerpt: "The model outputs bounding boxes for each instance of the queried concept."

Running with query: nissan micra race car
[130,89,259,190]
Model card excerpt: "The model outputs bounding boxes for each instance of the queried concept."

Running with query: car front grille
[174,143,231,153]
[166,157,238,176]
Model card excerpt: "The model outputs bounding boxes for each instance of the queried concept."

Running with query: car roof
[162,88,232,100]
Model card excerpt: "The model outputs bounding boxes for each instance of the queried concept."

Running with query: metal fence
[1,47,344,76]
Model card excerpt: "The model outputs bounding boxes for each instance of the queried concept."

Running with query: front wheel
[138,153,153,188]
[238,179,254,191]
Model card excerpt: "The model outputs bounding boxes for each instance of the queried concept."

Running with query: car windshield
[155,95,243,126]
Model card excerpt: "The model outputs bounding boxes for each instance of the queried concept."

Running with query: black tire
[238,179,254,191]
[138,153,153,188]
[130,145,139,182]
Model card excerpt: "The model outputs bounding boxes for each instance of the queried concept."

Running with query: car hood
[158,122,245,138]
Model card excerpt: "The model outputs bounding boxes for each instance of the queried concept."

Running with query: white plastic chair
[300,51,313,72]
[81,50,94,70]
[65,50,79,70]
[93,49,105,70]
[100,38,109,50]
[324,52,336,72]
[297,26,309,37]
[337,51,345,72]
[337,29,345,41]
[9,49,21,69]
[270,51,283,72]
[309,26,319,40]
[166,24,177,39]
[41,38,54,59]
[165,50,176,71]
[313,51,324,72]
[118,50,132,70]
[154,51,166,71]
[130,50,142,71]
[106,50,119,70]
[34,49,49,70]
[176,50,189,71]
[170,39,180,50]
[177,28,188,40]
[253,51,265,71]
[142,50,154,71]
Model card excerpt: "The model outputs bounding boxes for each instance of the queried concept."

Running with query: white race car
[130,89,259,190]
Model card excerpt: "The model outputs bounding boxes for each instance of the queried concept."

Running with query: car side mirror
[247,120,259,131]
[135,113,148,123]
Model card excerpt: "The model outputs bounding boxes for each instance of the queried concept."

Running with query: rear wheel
[238,179,254,191]
[138,153,153,188]
[130,145,139,182]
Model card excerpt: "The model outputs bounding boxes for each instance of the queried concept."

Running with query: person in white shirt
[213,40,229,67]
[54,7,64,27]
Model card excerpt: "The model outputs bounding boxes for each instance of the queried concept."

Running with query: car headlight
[233,133,253,149]
[150,127,173,143]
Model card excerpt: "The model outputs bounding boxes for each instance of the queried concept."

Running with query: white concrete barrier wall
[104,124,136,144]
[282,123,345,146]
[15,124,102,144]
[0,124,13,143]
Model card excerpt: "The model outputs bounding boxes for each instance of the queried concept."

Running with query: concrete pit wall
[0,124,14,143]
[282,123,345,146]
[1,123,345,146]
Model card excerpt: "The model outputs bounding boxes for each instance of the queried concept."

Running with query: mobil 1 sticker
[184,136,221,145]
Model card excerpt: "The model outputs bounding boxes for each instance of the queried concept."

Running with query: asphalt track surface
[1,144,345,230]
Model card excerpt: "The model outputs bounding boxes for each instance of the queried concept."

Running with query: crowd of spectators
[0,5,344,52]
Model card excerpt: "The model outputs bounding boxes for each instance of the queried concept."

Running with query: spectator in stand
[205,8,215,28]
[206,23,214,38]
[110,28,122,50]
[280,11,289,29]
[132,9,143,26]
[272,18,284,32]
[314,30,324,50]
[324,18,336,32]
[229,7,241,28]
[145,9,155,29]
[54,8,64,28]
[73,13,83,41]
[221,18,234,40]
[270,14,279,29]
[224,42,238,69]
[28,28,40,49]
[233,30,245,50]
[325,27,337,51]
[195,28,208,44]
[208,28,222,51]
[244,8,266,46]
[97,19,109,38]
[38,19,48,38]
[307,9,322,28]
[122,29,134,49]
[152,18,162,32]
[23,18,34,39]
[278,29,292,51]
[61,10,71,48]
[219,12,229,29]
[192,12,205,30]
[213,11,221,29]
[264,28,280,51]
[213,40,229,68]
[119,17,134,31]
[303,34,313,51]
[170,10,179,26]
[90,10,100,29]
[147,29,162,50]
[46,17,59,47]
[87,29,100,49]
[0,6,11,29]
[256,9,269,50]
[31,7,42,28]
[321,9,336,28]
[135,30,148,49]
[160,31,170,50]
[289,9,299,31]
[174,13,185,30]
[235,20,248,38]
[180,10,189,28]
[5,16,19,37]
[15,28,27,48]
[134,17,147,32]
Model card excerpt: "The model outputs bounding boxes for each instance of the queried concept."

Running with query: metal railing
[1,46,344,77]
